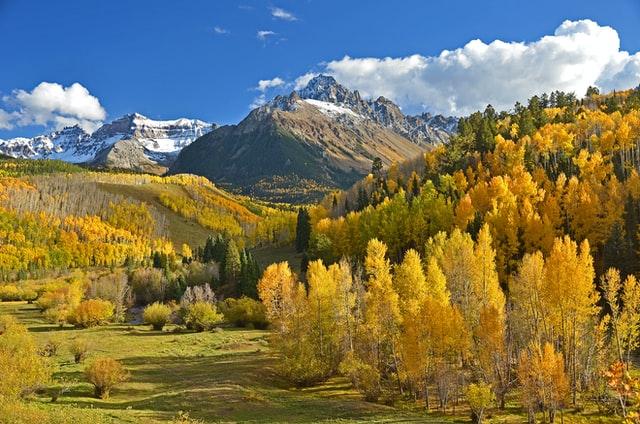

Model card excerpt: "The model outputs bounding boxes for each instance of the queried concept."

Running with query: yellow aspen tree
[601,268,625,363]
[543,236,597,405]
[329,258,360,355]
[393,249,427,315]
[0,315,51,400]
[424,257,450,307]
[363,239,401,388]
[306,259,341,375]
[453,193,476,231]
[510,251,549,348]
[434,229,476,329]
[258,261,311,385]
[473,224,505,316]
[393,248,428,397]
[618,274,640,366]
[517,342,569,424]
[257,261,304,335]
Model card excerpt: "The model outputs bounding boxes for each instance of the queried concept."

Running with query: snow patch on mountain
[302,99,362,120]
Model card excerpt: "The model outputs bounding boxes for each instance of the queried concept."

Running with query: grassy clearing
[0,302,445,423]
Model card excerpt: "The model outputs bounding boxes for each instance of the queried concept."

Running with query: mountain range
[169,75,457,202]
[0,75,457,202]
[0,114,216,174]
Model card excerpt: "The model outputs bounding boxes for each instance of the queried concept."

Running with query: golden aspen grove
[4,87,640,423]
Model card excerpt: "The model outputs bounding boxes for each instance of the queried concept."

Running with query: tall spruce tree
[295,208,311,253]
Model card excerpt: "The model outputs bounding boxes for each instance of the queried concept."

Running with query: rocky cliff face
[279,75,457,146]
[0,113,217,173]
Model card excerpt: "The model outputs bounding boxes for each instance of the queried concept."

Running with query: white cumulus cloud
[289,19,640,116]
[1,82,106,133]
[257,77,285,92]
[250,77,288,110]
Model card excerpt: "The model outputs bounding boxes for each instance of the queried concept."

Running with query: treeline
[0,157,87,176]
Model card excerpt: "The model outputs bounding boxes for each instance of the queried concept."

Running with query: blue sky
[1,0,639,139]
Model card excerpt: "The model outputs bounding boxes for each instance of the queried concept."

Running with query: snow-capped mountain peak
[267,74,457,146]
[0,114,217,171]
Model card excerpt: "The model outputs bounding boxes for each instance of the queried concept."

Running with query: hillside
[0,159,296,282]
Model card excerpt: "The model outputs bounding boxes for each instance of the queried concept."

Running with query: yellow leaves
[257,261,305,335]
[393,249,427,314]
[0,316,51,400]
[517,342,569,417]
[453,193,475,230]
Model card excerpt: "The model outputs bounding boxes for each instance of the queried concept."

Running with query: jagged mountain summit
[0,113,216,173]
[286,74,457,144]
[169,75,457,203]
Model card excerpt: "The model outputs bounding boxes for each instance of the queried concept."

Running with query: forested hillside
[263,86,640,421]
[0,159,295,284]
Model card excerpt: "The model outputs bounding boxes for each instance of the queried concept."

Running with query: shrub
[43,306,67,327]
[339,355,381,402]
[143,302,172,331]
[68,298,114,328]
[129,268,167,305]
[183,301,224,332]
[69,337,90,364]
[40,333,64,357]
[85,357,130,399]
[170,411,205,424]
[0,315,51,400]
[180,284,216,306]
[219,297,268,329]
[0,284,21,301]
[465,382,494,424]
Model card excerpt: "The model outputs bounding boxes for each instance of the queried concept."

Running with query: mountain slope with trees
[169,76,456,203]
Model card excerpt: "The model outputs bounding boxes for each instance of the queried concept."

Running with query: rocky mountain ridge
[0,113,217,173]
[169,75,458,203]
[270,75,456,145]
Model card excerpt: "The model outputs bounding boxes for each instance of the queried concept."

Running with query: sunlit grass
[0,302,443,423]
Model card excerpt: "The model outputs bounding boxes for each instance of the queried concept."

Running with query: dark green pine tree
[202,236,215,263]
[356,187,369,211]
[295,208,311,253]
[212,234,228,263]
[152,251,167,269]
[224,239,242,296]
[239,249,260,299]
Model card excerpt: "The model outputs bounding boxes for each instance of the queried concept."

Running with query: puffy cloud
[0,110,17,130]
[250,77,287,110]
[296,19,640,116]
[1,82,106,133]
[257,77,285,92]
[271,7,297,21]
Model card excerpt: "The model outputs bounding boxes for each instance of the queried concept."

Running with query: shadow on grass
[124,329,182,336]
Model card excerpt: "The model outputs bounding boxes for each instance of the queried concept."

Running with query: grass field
[0,301,455,423]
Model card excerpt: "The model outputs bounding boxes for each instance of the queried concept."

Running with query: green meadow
[0,301,453,423]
